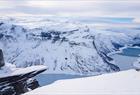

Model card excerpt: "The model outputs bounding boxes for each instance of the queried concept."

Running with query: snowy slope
[0,17,140,75]
[24,69,140,95]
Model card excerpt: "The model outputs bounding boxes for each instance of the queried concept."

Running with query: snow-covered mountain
[0,17,140,75]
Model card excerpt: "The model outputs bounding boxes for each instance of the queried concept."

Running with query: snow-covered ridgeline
[0,17,140,75]
[0,63,47,78]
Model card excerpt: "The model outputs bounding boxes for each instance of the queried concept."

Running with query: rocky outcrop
[0,49,5,68]
[0,48,47,95]
[0,65,47,95]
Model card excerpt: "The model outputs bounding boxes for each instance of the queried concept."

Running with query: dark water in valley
[110,47,140,70]
[35,74,86,86]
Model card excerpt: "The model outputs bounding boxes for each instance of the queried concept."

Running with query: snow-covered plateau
[0,17,140,75]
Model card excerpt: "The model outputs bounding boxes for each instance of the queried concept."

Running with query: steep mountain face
[0,17,139,75]
[92,29,140,54]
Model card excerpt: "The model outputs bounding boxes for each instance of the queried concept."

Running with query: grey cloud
[0,0,140,18]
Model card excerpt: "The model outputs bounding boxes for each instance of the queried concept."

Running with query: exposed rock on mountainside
[0,17,139,75]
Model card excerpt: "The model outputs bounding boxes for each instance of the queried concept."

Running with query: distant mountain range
[0,17,140,75]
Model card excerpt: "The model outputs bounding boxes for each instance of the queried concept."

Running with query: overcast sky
[0,0,140,19]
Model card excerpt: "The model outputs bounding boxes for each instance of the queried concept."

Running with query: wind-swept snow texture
[0,17,139,75]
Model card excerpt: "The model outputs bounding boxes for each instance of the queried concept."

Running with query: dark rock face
[0,33,4,39]
[12,81,29,95]
[12,79,39,95]
[0,67,46,95]
[41,32,52,40]
[132,44,140,47]
[0,49,5,68]
[99,52,120,72]
[0,86,16,95]
[27,79,40,90]
[93,40,120,72]
[112,42,124,49]
[0,22,4,26]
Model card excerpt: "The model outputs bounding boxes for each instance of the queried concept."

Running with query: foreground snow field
[24,69,140,95]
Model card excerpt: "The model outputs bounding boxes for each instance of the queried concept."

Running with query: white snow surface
[0,63,47,78]
[24,69,140,95]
